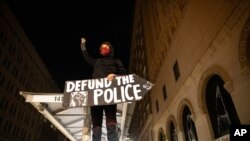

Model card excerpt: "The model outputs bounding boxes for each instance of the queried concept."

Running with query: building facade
[129,0,250,141]
[0,1,68,141]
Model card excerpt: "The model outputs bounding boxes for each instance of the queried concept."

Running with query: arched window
[182,106,198,141]
[170,121,178,141]
[206,75,240,139]
[158,128,165,141]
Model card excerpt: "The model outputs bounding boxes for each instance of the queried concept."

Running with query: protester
[80,37,126,141]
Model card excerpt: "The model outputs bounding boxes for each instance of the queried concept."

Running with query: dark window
[156,100,159,113]
[0,116,3,128]
[0,96,9,110]
[206,75,240,138]
[170,121,178,141]
[0,31,3,42]
[173,61,180,81]
[0,72,5,86]
[158,128,165,141]
[162,85,167,101]
[0,47,2,58]
[183,106,198,141]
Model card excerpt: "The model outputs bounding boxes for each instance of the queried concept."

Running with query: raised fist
[81,38,86,44]
[80,37,87,51]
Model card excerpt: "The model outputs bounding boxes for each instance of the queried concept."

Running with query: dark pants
[91,104,119,141]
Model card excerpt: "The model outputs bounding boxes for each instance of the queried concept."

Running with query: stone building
[0,1,68,140]
[128,0,250,141]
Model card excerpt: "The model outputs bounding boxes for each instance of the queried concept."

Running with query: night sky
[5,0,135,91]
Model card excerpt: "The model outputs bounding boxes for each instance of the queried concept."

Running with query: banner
[62,74,153,108]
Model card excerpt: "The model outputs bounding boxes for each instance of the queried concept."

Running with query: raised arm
[80,37,96,66]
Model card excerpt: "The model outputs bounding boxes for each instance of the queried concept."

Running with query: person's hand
[81,37,86,44]
[107,74,116,81]
[81,37,86,51]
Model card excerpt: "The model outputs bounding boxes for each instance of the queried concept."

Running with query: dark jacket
[81,43,126,78]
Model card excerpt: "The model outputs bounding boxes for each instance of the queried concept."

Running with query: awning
[20,91,134,141]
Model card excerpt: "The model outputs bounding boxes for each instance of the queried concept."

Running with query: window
[0,72,5,87]
[206,75,240,138]
[156,100,159,113]
[182,106,198,141]
[158,128,165,141]
[0,47,2,58]
[173,61,180,81]
[162,85,167,101]
[170,121,178,141]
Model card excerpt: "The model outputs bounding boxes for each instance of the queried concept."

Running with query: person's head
[99,41,113,57]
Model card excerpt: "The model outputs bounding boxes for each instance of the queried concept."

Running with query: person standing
[80,37,126,141]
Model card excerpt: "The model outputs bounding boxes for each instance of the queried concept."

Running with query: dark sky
[5,0,135,91]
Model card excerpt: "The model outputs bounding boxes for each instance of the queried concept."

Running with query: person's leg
[104,104,119,141]
[91,106,103,141]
